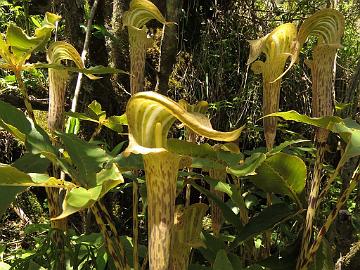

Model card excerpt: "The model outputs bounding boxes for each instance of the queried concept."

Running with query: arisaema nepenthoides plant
[0,12,61,121]
[46,41,130,270]
[124,91,243,270]
[247,23,298,150]
[295,9,344,270]
[45,41,100,269]
[123,0,167,94]
[247,22,298,256]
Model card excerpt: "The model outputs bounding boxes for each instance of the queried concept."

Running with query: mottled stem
[91,202,129,270]
[297,144,325,269]
[209,168,226,236]
[299,168,360,270]
[128,26,152,95]
[297,44,338,270]
[133,178,140,270]
[316,154,347,209]
[143,151,181,270]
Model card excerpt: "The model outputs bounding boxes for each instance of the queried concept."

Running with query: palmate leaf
[0,12,61,66]
[125,91,243,155]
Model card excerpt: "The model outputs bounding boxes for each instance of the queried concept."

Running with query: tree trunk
[155,0,182,95]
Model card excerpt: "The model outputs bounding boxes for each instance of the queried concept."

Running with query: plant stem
[14,70,36,122]
[90,124,103,141]
[143,151,181,270]
[316,153,347,209]
[133,178,139,270]
[299,167,360,270]
[297,144,326,270]
[91,201,129,270]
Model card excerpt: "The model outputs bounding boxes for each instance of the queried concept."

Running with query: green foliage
[0,2,359,270]
[249,152,306,206]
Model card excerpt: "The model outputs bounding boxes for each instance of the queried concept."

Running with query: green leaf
[7,24,40,52]
[65,116,80,134]
[267,110,342,131]
[332,119,360,161]
[67,186,102,208]
[228,253,244,269]
[88,100,106,122]
[192,183,242,231]
[0,100,32,141]
[4,12,61,65]
[249,152,306,205]
[167,140,217,159]
[54,164,124,219]
[115,153,144,170]
[103,115,127,132]
[65,111,99,123]
[0,164,33,185]
[227,152,266,177]
[12,153,50,173]
[213,250,234,270]
[0,186,25,218]
[0,100,55,155]
[230,203,298,249]
[199,231,227,263]
[191,157,225,170]
[57,133,109,187]
[24,223,50,234]
[268,139,310,155]
[203,177,245,210]
[309,239,334,270]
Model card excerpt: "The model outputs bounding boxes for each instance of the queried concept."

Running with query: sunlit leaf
[227,152,267,177]
[249,152,306,205]
[103,115,127,133]
[267,110,342,130]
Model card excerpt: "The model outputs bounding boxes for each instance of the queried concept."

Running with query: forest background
[0,0,360,270]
